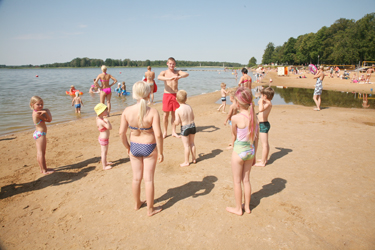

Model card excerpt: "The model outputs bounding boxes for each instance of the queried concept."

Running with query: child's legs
[130,154,144,209]
[143,150,158,213]
[259,132,269,163]
[106,93,112,113]
[242,158,253,213]
[230,151,244,209]
[75,107,78,113]
[222,101,226,112]
[77,107,81,113]
[313,95,320,108]
[189,134,196,161]
[181,136,191,164]
[100,144,109,168]
[35,136,47,172]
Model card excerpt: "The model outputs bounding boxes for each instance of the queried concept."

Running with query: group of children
[115,82,127,96]
[30,72,274,216]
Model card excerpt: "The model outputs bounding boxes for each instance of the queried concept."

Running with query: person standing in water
[94,65,117,116]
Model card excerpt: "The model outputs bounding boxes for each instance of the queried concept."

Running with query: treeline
[1,58,243,68]
[261,13,375,65]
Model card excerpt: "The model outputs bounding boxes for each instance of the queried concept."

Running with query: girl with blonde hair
[119,81,163,217]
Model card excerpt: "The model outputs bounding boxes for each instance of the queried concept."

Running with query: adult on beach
[365,65,374,84]
[238,68,252,89]
[145,66,156,104]
[313,66,325,111]
[94,65,117,116]
[158,57,189,138]
[119,81,163,217]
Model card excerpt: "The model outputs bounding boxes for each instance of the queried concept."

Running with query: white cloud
[79,24,88,28]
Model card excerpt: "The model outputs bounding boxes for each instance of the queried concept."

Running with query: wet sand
[1,70,375,249]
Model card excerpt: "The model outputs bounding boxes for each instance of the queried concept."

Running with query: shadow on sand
[267,147,293,165]
[250,178,287,210]
[198,149,223,162]
[196,125,220,133]
[155,176,218,210]
[0,157,101,200]
[0,137,16,142]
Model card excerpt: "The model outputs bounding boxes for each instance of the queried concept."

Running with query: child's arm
[102,118,112,130]
[71,97,75,106]
[152,109,164,163]
[80,98,83,106]
[229,117,237,149]
[119,110,130,153]
[258,98,271,112]
[224,105,234,125]
[39,109,52,122]
[174,109,181,126]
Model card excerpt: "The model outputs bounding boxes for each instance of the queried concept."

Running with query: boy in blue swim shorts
[72,91,84,113]
[255,87,274,167]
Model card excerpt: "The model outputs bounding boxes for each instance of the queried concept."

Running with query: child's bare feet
[180,162,190,167]
[242,204,251,214]
[107,162,114,165]
[222,111,226,114]
[134,200,146,210]
[226,206,243,216]
[192,159,196,164]
[172,133,181,138]
[254,161,266,167]
[42,169,55,174]
[163,133,167,139]
[148,206,162,217]
[103,166,112,170]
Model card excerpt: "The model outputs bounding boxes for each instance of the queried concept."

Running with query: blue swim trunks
[75,104,81,108]
[259,121,270,133]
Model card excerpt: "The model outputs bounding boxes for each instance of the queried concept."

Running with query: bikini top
[241,78,251,83]
[100,72,109,82]
[97,117,108,132]
[129,125,152,131]
[33,110,43,126]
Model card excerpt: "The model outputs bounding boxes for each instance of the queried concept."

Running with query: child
[71,91,83,113]
[217,82,228,113]
[255,87,274,167]
[226,87,257,216]
[115,83,122,96]
[69,85,76,93]
[30,96,54,174]
[121,81,126,95]
[94,103,113,170]
[174,90,197,167]
[224,91,238,146]
[119,81,163,216]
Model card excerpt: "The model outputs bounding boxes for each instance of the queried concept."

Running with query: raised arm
[178,70,189,79]
[157,70,170,81]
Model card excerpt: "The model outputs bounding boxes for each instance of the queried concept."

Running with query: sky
[0,0,374,66]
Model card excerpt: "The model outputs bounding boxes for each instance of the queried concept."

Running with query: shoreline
[1,71,375,249]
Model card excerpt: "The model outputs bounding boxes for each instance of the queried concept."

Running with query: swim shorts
[259,121,270,133]
[221,97,226,102]
[181,122,196,136]
[98,136,109,146]
[314,79,323,96]
[162,93,180,112]
[75,104,81,108]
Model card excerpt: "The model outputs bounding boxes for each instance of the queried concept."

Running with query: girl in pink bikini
[94,103,113,170]
[30,96,54,174]
[94,65,117,116]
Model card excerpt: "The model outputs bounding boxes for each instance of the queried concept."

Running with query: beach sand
[1,71,375,249]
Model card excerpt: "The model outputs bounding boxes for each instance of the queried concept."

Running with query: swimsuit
[233,113,255,161]
[33,112,46,140]
[75,104,81,108]
[162,93,180,112]
[259,121,270,133]
[130,142,156,157]
[221,97,226,102]
[101,88,111,95]
[314,78,323,95]
[181,123,196,136]
[129,125,152,131]
[98,136,109,146]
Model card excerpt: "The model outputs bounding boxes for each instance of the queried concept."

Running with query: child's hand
[158,154,164,163]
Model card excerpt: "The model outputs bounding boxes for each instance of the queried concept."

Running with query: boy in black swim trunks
[255,87,274,167]
[174,90,197,167]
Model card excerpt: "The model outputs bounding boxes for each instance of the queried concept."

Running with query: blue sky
[0,0,373,66]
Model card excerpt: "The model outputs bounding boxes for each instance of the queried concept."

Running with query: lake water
[0,67,246,136]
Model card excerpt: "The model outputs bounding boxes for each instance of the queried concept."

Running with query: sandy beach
[1,71,375,249]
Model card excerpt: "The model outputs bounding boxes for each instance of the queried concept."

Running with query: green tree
[248,57,257,67]
[262,42,275,64]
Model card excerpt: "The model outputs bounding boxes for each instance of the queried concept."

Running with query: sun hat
[94,103,107,116]
[75,91,79,97]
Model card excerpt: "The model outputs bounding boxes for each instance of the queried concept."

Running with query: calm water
[0,67,246,136]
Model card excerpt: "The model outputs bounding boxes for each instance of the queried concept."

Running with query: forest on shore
[0,58,243,69]
[261,13,375,66]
